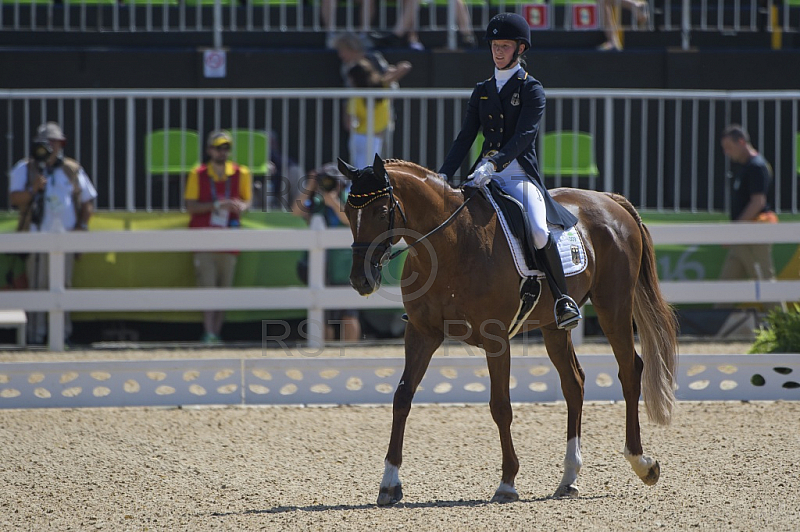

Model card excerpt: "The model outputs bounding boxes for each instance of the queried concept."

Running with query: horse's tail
[607,193,678,426]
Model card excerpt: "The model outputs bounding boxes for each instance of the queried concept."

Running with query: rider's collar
[495,64,521,90]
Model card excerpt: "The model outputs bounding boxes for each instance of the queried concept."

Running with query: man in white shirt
[8,121,97,345]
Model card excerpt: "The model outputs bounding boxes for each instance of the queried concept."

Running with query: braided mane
[383,159,441,179]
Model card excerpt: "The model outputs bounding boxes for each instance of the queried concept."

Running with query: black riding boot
[535,234,582,330]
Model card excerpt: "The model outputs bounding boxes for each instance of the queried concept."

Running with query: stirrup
[554,296,582,330]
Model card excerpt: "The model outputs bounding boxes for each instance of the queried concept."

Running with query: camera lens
[319,176,337,192]
[32,141,53,162]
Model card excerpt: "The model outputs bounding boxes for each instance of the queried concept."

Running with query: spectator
[333,32,412,90]
[8,121,97,345]
[598,0,649,51]
[321,0,375,48]
[292,163,362,342]
[370,0,477,51]
[346,58,392,168]
[719,124,776,281]
[185,130,252,344]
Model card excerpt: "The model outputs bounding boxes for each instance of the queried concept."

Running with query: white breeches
[489,159,550,249]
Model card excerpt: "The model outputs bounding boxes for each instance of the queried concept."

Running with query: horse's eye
[379,206,389,219]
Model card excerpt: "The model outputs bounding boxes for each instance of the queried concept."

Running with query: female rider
[438,12,581,330]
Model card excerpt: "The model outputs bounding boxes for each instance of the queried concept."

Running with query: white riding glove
[466,161,495,188]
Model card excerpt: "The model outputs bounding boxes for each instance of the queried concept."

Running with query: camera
[314,163,344,193]
[317,173,340,193]
[32,140,53,163]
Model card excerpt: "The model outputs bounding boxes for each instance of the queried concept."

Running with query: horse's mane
[383,159,456,192]
[383,159,444,181]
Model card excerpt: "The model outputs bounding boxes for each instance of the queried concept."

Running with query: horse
[339,155,678,505]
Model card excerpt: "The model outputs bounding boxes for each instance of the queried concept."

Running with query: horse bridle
[347,183,407,270]
[347,178,478,271]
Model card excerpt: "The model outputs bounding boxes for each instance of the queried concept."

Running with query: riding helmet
[484,13,531,51]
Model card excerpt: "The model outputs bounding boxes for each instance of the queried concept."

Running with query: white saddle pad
[485,193,589,279]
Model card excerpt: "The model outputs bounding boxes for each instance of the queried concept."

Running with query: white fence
[1,222,799,351]
[3,88,800,215]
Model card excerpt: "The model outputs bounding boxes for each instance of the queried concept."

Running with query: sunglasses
[212,144,231,151]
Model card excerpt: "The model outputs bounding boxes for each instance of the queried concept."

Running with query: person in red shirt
[185,130,252,344]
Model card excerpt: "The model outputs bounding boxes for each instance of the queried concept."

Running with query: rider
[438,12,582,330]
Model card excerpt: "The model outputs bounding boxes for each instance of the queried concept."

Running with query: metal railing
[1,0,798,45]
[3,88,799,215]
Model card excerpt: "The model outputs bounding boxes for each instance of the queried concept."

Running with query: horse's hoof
[553,484,580,498]
[377,484,403,506]
[490,485,519,503]
[641,460,660,486]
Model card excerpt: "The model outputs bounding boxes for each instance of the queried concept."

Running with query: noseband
[347,184,407,270]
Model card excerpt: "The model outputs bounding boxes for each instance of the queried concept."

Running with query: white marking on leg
[494,481,518,499]
[380,459,400,489]
[560,437,582,488]
[624,447,656,478]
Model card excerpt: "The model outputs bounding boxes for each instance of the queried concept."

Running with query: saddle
[481,181,588,337]
[483,181,541,337]
[482,181,588,280]
[486,181,537,271]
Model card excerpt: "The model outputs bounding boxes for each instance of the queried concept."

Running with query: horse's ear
[337,158,359,181]
[372,154,386,182]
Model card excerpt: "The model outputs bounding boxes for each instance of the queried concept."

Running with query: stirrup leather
[554,295,582,330]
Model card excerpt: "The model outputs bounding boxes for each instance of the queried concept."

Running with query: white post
[681,0,691,50]
[126,96,136,212]
[447,0,457,51]
[307,218,326,348]
[48,250,65,352]
[603,97,614,192]
[213,0,223,49]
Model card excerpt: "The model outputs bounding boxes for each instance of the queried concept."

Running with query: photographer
[292,163,361,342]
[8,121,97,345]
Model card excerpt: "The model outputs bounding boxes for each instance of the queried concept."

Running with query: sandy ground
[0,401,798,531]
[2,341,797,531]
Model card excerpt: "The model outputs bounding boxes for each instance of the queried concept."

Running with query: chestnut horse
[340,155,678,505]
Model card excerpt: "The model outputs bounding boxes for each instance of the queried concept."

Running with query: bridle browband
[347,177,478,270]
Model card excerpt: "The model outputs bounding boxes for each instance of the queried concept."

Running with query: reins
[384,185,479,263]
[347,170,479,270]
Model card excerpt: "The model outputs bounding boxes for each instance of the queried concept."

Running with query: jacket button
[500,114,504,119]
[488,115,493,119]
[500,128,504,132]
[490,128,495,132]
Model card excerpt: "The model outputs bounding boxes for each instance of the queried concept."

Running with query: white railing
[1,222,799,352]
[1,0,798,39]
[4,88,800,215]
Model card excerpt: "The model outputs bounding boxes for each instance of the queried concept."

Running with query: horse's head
[339,154,405,296]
